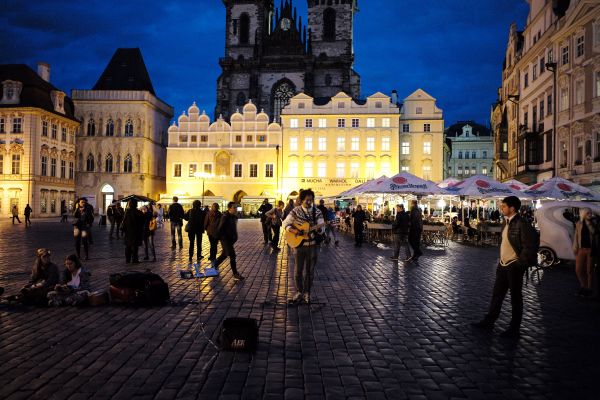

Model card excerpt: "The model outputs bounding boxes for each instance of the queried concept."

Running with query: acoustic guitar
[286,222,328,248]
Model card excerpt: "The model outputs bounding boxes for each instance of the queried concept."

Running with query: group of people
[10,204,32,226]
[1,249,90,307]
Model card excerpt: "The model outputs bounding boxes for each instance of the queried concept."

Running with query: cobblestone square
[0,219,598,399]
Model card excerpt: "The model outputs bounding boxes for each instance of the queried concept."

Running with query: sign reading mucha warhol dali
[300,178,367,187]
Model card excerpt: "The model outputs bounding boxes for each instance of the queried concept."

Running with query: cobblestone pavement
[0,218,599,400]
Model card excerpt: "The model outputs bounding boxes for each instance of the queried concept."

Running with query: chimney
[37,62,50,82]
[391,89,398,105]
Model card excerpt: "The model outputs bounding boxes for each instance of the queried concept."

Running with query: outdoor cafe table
[366,222,392,243]
[476,224,503,246]
[422,224,448,247]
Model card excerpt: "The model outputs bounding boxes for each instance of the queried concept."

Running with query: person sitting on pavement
[47,254,91,306]
[4,248,59,306]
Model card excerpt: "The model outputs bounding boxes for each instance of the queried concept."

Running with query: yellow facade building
[165,101,282,214]
[279,92,400,198]
[0,63,79,218]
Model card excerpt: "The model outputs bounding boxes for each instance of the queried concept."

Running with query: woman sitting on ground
[5,248,60,305]
[47,254,91,306]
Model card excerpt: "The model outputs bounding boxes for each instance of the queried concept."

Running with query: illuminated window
[367,118,375,128]
[337,137,345,151]
[365,161,375,179]
[351,137,359,151]
[350,162,359,178]
[336,162,345,178]
[401,165,409,172]
[304,137,313,151]
[290,119,299,128]
[12,154,21,174]
[366,137,375,151]
[289,161,298,176]
[203,163,212,174]
[382,118,390,128]
[318,137,326,151]
[318,118,327,128]
[289,137,298,151]
[188,163,197,177]
[422,165,431,180]
[317,161,326,177]
[381,137,390,152]
[381,161,391,176]
[401,142,410,155]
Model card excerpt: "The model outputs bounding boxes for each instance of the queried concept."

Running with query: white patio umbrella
[503,179,529,191]
[437,177,462,189]
[365,172,445,196]
[445,174,526,198]
[524,177,600,200]
[352,175,389,195]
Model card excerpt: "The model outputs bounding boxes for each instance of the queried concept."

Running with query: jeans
[208,235,219,260]
[408,230,422,258]
[25,215,31,226]
[294,245,319,294]
[171,221,183,246]
[262,221,272,243]
[485,262,526,330]
[354,227,364,245]
[12,215,21,224]
[144,234,156,260]
[74,228,89,259]
[109,218,115,237]
[188,232,203,261]
[393,233,410,259]
[271,225,281,248]
[214,239,238,275]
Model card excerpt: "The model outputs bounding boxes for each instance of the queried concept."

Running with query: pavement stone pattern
[0,218,599,400]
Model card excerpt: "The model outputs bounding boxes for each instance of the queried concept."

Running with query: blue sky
[0,0,529,126]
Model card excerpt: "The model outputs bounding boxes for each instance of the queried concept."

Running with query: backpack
[109,271,169,306]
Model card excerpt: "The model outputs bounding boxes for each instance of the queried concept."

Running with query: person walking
[324,207,339,246]
[107,203,116,238]
[212,202,245,280]
[391,204,410,261]
[142,204,157,262]
[572,208,599,297]
[73,198,94,260]
[283,189,325,303]
[407,200,423,262]
[472,196,539,339]
[60,203,68,222]
[266,200,285,251]
[11,204,21,224]
[184,200,206,264]
[352,205,367,247]
[258,198,273,244]
[156,204,164,229]
[169,196,185,249]
[121,199,144,264]
[204,203,222,262]
[24,204,32,227]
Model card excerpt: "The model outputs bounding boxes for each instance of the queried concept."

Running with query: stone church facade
[216,0,361,122]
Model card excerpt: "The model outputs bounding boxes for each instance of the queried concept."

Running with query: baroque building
[280,91,399,198]
[0,63,78,218]
[398,89,445,183]
[72,48,173,213]
[216,0,360,122]
[492,0,600,187]
[445,121,494,179]
[165,101,282,215]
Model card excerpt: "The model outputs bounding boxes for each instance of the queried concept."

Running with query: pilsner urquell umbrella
[437,177,462,189]
[503,179,529,191]
[351,175,389,195]
[367,172,445,196]
[445,174,526,198]
[523,177,600,200]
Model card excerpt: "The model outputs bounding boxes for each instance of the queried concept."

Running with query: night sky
[1,0,528,126]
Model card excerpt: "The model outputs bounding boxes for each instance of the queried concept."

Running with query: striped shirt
[283,205,325,246]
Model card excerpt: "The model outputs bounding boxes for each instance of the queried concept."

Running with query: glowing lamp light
[535,199,542,209]
[437,199,446,208]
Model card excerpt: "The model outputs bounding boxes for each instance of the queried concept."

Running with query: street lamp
[193,171,214,205]
[545,62,558,176]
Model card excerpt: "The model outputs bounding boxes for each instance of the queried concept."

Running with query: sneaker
[233,273,245,281]
[303,293,311,303]
[292,292,303,302]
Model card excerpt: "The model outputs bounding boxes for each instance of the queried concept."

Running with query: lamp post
[545,62,558,177]
[193,171,214,205]
[507,94,520,177]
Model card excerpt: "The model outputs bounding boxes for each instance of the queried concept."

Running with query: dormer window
[1,80,23,105]
[50,90,65,114]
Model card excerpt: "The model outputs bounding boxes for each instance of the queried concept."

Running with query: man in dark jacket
[352,205,367,247]
[213,202,245,280]
[24,204,32,226]
[473,196,539,339]
[258,198,273,244]
[169,196,185,249]
[407,200,423,261]
[114,203,124,239]
[122,199,144,263]
[391,204,410,261]
[184,200,206,264]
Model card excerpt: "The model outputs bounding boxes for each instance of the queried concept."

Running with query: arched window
[124,119,134,136]
[106,119,114,136]
[236,92,246,107]
[240,13,250,44]
[323,8,336,41]
[272,80,296,123]
[123,154,133,173]
[105,154,113,172]
[86,154,95,171]
[87,119,96,136]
